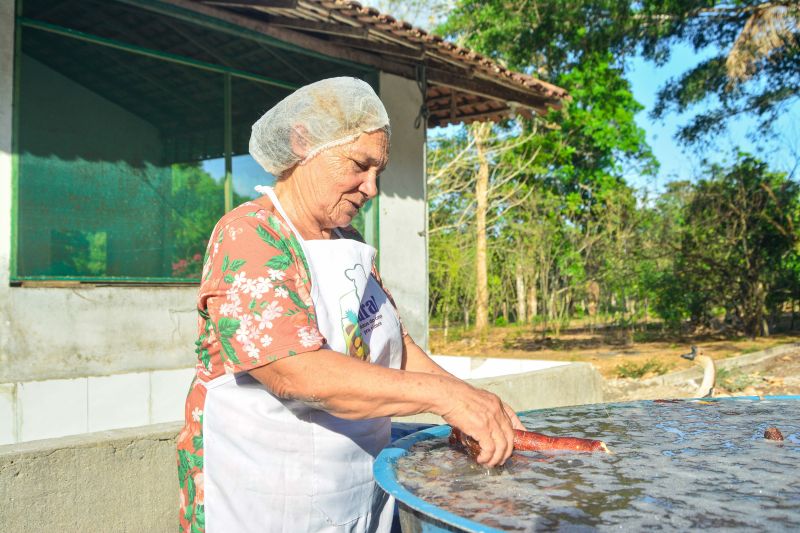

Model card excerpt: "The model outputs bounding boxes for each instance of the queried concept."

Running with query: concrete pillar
[0,0,16,369]
[378,72,428,349]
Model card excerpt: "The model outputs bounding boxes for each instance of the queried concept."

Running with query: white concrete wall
[0,423,180,532]
[1,25,199,384]
[378,72,428,349]
[0,367,195,445]
[397,362,606,425]
[431,355,567,380]
[3,286,197,382]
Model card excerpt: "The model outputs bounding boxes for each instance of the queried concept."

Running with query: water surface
[395,399,800,531]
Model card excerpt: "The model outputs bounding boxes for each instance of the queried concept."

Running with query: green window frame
[11,0,380,284]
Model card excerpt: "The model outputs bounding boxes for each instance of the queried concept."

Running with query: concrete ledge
[395,362,604,424]
[605,342,800,400]
[0,363,605,531]
[0,422,181,532]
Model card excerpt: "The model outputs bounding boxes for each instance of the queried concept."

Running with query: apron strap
[260,186,306,244]
[260,186,350,244]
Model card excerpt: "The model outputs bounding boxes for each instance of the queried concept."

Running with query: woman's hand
[402,336,524,465]
[504,402,526,431]
[436,380,518,467]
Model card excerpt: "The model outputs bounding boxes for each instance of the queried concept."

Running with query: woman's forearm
[249,349,460,419]
[401,335,456,378]
[250,347,520,466]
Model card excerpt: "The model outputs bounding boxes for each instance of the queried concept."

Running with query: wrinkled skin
[274,130,389,239]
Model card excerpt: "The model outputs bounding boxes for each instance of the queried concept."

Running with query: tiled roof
[199,0,569,126]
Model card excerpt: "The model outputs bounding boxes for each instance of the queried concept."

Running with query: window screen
[15,11,379,281]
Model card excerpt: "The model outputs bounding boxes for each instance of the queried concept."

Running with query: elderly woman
[177,77,521,533]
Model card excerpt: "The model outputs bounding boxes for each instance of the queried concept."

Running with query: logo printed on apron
[340,264,370,360]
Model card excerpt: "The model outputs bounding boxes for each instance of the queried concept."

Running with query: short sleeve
[198,212,325,375]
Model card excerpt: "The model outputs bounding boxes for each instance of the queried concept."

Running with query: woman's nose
[360,172,379,200]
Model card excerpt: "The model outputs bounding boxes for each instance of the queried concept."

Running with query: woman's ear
[290,124,310,161]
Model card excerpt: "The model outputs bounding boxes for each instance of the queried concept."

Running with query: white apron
[203,187,403,532]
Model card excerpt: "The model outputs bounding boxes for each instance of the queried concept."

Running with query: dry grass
[430,323,800,379]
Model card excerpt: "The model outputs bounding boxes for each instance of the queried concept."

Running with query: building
[0,0,567,445]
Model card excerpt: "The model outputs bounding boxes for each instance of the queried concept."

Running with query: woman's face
[298,130,389,229]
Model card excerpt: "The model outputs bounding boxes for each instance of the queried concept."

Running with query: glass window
[15,15,380,281]
[16,29,227,281]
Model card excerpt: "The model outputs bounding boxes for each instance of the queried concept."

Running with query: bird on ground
[680,345,716,398]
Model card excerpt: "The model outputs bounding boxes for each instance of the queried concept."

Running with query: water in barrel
[394,398,800,531]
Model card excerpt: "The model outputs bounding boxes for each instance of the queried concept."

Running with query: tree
[427,125,542,332]
[440,3,657,335]
[655,155,800,337]
[441,1,799,145]
[641,2,799,144]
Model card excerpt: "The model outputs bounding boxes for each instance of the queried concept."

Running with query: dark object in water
[764,427,784,441]
[449,427,610,460]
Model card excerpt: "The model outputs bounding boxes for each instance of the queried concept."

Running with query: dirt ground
[431,324,800,398]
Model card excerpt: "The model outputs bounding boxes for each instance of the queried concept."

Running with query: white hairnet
[249,77,390,177]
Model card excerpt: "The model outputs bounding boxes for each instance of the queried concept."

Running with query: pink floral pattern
[177,198,324,533]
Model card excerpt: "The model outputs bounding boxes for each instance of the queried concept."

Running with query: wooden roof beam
[427,69,560,114]
[429,109,511,127]
[202,0,298,8]
[426,91,481,107]
[147,0,560,115]
[325,35,424,60]
[264,15,369,38]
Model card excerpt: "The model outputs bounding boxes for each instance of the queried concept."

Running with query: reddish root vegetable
[513,429,610,453]
[764,427,784,441]
[449,427,610,459]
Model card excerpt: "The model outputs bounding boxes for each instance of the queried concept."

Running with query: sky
[424,44,800,196]
[624,44,800,195]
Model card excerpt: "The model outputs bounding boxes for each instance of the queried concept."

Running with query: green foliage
[440,1,800,145]
[426,1,799,340]
[653,155,800,336]
[716,367,758,393]
[615,358,674,379]
[170,163,227,278]
[643,4,800,144]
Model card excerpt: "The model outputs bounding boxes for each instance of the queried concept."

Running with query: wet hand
[503,402,526,431]
[438,381,516,467]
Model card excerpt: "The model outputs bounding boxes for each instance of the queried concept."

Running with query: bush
[615,358,674,379]
[716,367,757,392]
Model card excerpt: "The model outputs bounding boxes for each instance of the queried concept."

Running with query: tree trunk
[472,122,491,333]
[502,301,509,324]
[528,273,538,323]
[516,261,526,324]
[586,280,600,333]
[443,302,449,342]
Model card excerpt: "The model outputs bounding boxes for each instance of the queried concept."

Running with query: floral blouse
[177,196,404,532]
